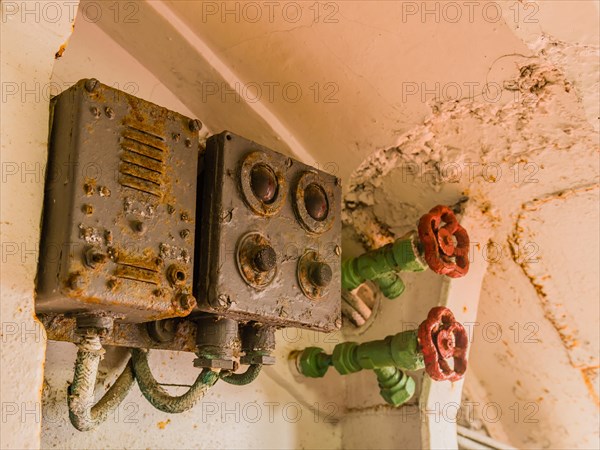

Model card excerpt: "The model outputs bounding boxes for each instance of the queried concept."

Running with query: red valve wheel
[418,205,470,278]
[418,306,468,382]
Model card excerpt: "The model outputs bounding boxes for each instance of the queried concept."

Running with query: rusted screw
[217,294,230,308]
[180,229,190,239]
[334,245,341,256]
[153,288,164,297]
[180,212,189,221]
[83,183,94,196]
[104,107,114,119]
[99,186,111,197]
[84,78,99,92]
[82,204,94,215]
[68,273,85,290]
[133,221,147,234]
[85,247,107,268]
[172,133,181,142]
[90,106,101,118]
[178,293,194,310]
[185,139,192,148]
[188,119,202,132]
[310,262,332,287]
[304,183,329,221]
[253,245,277,273]
[250,164,278,203]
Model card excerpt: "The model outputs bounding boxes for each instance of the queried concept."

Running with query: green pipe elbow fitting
[375,366,415,406]
[341,232,427,299]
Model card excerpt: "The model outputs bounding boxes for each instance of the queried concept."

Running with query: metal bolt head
[304,183,329,221]
[253,245,277,273]
[90,106,101,118]
[84,78,99,92]
[83,183,94,196]
[310,262,332,287]
[180,229,190,239]
[178,293,194,310]
[250,164,278,204]
[104,107,114,119]
[82,204,93,215]
[189,119,202,132]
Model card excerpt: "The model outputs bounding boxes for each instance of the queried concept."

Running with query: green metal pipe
[341,232,427,299]
[292,329,424,407]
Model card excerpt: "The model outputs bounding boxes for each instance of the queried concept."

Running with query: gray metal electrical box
[196,132,342,332]
[36,79,200,323]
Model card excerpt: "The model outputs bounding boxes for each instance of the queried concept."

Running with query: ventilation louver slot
[114,252,161,285]
[119,121,167,197]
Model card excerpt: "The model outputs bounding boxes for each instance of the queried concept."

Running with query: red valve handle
[418,306,468,382]
[418,205,470,278]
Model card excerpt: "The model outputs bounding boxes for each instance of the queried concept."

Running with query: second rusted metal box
[36,79,200,323]
[196,131,342,332]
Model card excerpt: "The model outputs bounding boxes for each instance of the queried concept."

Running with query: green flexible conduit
[131,348,219,413]
[68,334,135,431]
[219,364,263,385]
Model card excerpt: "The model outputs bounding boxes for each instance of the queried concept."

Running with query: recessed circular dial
[304,183,329,221]
[250,164,278,204]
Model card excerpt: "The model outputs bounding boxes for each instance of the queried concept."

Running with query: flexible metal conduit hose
[219,364,263,385]
[131,348,219,413]
[68,334,135,431]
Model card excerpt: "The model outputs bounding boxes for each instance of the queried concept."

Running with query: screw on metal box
[236,232,277,290]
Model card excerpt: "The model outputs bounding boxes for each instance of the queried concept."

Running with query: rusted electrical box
[37,79,342,357]
[36,79,200,323]
[195,132,342,332]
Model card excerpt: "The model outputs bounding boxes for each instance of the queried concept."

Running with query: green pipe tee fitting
[341,231,427,299]
[293,330,424,406]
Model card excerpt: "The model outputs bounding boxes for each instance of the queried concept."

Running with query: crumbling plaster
[343,37,599,450]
